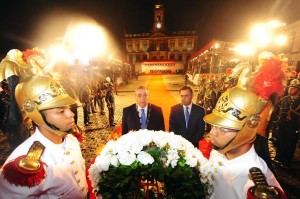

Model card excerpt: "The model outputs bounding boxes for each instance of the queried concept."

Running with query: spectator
[122,86,165,134]
[272,79,300,169]
[169,85,205,147]
[105,84,115,127]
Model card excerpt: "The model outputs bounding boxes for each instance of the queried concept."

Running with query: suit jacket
[169,103,205,147]
[122,103,165,135]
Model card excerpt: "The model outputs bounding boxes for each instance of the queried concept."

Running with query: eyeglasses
[212,126,239,134]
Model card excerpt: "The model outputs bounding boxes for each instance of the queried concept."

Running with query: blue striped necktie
[185,106,189,127]
[141,109,146,129]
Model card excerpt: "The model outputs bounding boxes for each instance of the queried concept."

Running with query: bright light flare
[48,44,67,62]
[274,34,287,46]
[65,22,108,61]
[249,23,272,48]
[234,43,256,56]
[214,43,220,49]
[267,20,286,29]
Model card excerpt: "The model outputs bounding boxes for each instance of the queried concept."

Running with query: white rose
[137,151,154,165]
[153,131,169,148]
[139,131,153,146]
[118,151,136,165]
[166,149,180,168]
[110,155,119,167]
[130,141,144,154]
[88,163,101,188]
[98,155,111,171]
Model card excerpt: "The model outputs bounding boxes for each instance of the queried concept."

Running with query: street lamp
[249,20,287,50]
[247,20,287,67]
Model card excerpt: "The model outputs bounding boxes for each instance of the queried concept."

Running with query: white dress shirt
[209,145,282,199]
[0,129,88,199]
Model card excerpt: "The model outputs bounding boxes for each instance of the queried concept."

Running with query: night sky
[0,0,299,54]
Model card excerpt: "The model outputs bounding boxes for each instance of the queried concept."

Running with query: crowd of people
[0,49,299,198]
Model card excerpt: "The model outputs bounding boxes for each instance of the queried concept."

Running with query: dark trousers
[98,97,105,113]
[108,103,115,125]
[276,125,299,166]
[254,134,277,177]
[83,106,89,124]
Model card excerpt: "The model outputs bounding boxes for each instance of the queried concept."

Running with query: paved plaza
[0,74,299,198]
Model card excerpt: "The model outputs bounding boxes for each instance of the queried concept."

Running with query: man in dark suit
[122,86,165,135]
[169,85,205,147]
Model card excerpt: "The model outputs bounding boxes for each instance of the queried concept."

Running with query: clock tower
[153,1,165,33]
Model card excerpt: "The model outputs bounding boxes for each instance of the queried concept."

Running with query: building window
[160,43,164,50]
[170,54,175,59]
[128,43,132,52]
[129,55,133,63]
[160,56,164,60]
[153,42,157,51]
[179,41,183,51]
[170,41,175,51]
[178,54,183,61]
[136,43,140,52]
[136,55,141,62]
[152,56,157,60]
[143,43,147,52]
[143,54,147,60]
[187,41,192,51]
[156,14,161,21]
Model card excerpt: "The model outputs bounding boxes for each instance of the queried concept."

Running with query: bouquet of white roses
[88,129,215,199]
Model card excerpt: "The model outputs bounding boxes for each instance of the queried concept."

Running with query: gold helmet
[204,60,285,154]
[289,79,300,88]
[15,75,76,137]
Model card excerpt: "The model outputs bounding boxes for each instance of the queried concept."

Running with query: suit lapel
[179,104,187,128]
[132,104,141,128]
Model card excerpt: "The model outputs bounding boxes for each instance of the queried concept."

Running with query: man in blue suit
[169,85,205,147]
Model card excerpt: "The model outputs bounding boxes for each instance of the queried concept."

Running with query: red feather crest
[226,68,232,75]
[290,71,297,77]
[252,59,285,99]
[22,49,44,63]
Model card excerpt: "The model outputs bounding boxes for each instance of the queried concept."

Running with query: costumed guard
[105,84,115,127]
[0,75,87,198]
[272,78,300,169]
[203,74,217,131]
[0,80,10,133]
[203,59,286,199]
[196,73,207,107]
[78,80,92,126]
[97,80,106,115]
[216,68,237,100]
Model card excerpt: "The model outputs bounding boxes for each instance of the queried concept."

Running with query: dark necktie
[141,109,146,129]
[185,106,189,128]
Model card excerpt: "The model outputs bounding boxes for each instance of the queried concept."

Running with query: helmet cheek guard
[15,75,76,137]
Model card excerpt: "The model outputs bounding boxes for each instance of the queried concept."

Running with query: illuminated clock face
[156,23,161,29]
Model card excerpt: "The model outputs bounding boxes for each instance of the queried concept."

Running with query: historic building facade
[123,1,199,74]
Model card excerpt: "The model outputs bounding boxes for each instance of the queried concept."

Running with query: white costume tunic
[0,129,87,199]
[209,145,282,199]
